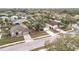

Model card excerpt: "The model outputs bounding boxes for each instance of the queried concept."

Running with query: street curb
[33,35,50,40]
[0,41,24,48]
[0,35,50,48]
[66,28,74,33]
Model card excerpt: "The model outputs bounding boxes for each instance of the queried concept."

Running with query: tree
[59,14,73,30]
[0,20,4,25]
[25,11,50,31]
[45,10,56,20]
[28,16,46,31]
[59,18,69,29]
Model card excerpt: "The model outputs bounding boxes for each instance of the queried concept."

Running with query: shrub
[47,34,79,51]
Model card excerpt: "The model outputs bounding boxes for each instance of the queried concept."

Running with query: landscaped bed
[30,31,48,38]
[0,36,24,45]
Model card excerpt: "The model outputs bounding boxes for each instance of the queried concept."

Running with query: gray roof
[10,25,29,33]
[49,20,59,26]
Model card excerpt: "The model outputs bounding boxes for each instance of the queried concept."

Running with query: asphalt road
[0,35,58,51]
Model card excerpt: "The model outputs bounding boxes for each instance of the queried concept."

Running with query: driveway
[0,35,58,51]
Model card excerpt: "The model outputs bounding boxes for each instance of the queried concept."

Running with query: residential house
[74,15,79,21]
[0,13,9,21]
[10,15,18,23]
[10,25,29,37]
[10,14,27,24]
[46,20,60,29]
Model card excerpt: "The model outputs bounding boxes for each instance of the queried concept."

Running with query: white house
[0,13,9,21]
[46,20,59,29]
[10,15,18,22]
[10,15,27,24]
[74,15,79,20]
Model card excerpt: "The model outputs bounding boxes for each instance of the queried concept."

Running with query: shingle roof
[49,20,59,26]
[10,25,29,33]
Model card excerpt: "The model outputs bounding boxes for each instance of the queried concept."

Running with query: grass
[0,31,48,45]
[0,36,24,45]
[46,35,79,51]
[30,31,48,38]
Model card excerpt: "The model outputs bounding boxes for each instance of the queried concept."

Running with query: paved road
[0,35,58,51]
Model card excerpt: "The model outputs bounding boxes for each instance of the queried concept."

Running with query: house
[46,20,60,29]
[16,12,27,19]
[12,19,28,25]
[10,15,18,23]
[0,13,9,21]
[10,25,29,37]
[45,20,66,33]
[18,14,27,20]
[0,16,9,20]
[0,13,8,17]
[10,15,27,24]
[74,15,79,20]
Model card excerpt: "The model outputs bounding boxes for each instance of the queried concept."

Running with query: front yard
[30,31,48,38]
[0,36,24,45]
[0,31,48,46]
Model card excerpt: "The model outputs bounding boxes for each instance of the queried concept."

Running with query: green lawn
[0,31,48,45]
[0,36,24,45]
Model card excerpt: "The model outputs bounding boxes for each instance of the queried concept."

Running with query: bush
[47,35,79,51]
